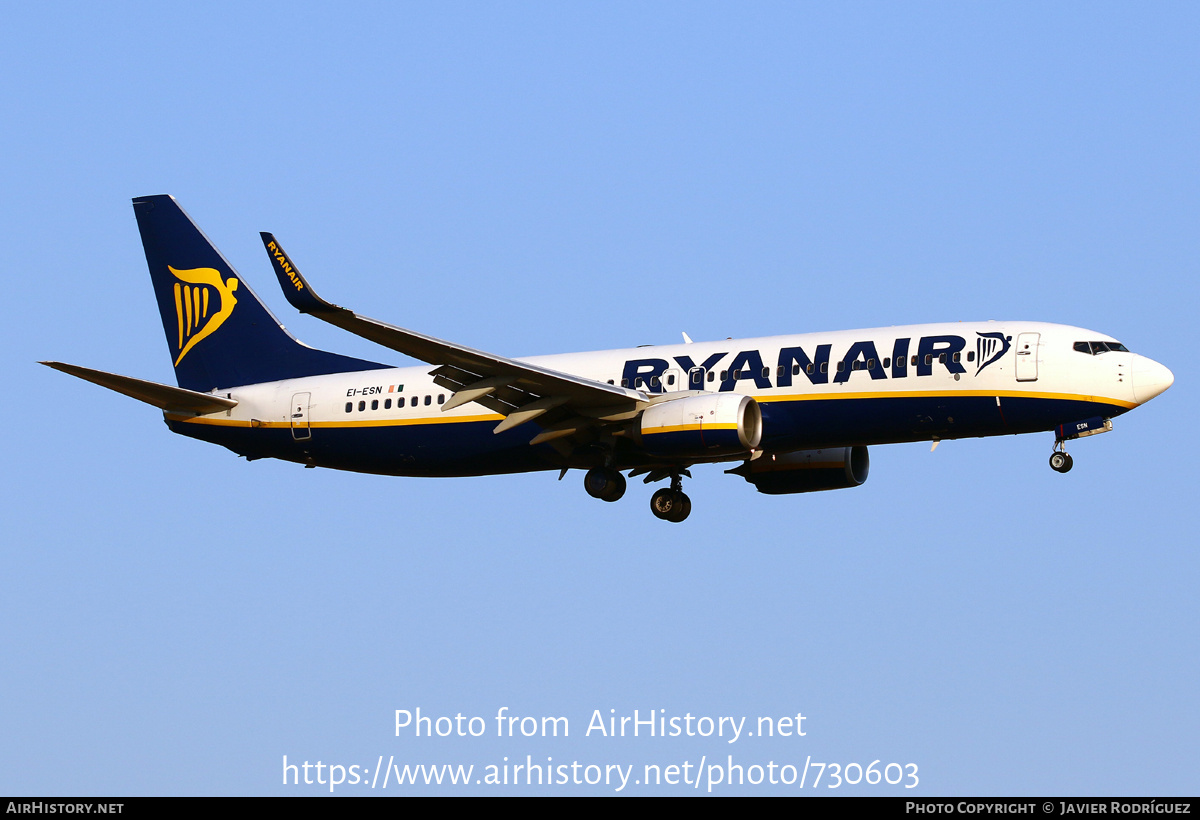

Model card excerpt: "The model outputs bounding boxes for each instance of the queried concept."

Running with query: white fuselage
[167,321,1171,477]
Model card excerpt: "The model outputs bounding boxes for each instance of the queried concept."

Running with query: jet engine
[639,393,762,458]
[728,446,869,495]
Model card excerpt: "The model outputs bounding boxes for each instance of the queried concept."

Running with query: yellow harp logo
[170,266,239,366]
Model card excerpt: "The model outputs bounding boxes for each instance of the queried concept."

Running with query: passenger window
[358,401,366,411]
[939,353,946,364]
[867,358,875,369]
[345,402,353,413]
[792,364,800,376]
[635,377,644,388]
[385,399,392,409]
[952,352,960,363]
[720,370,728,380]
[650,376,660,387]
[806,364,814,375]
[761,367,769,378]
[967,351,975,362]
[707,371,715,382]
[437,394,445,404]
[607,379,614,385]
[883,357,891,368]
[911,355,918,366]
[424,395,432,405]
[820,362,828,373]
[852,361,860,371]
[732,369,741,379]
[411,396,418,407]
[837,361,846,372]
[371,399,379,410]
[621,378,628,387]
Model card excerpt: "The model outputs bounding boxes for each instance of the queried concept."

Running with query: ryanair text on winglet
[267,240,305,291]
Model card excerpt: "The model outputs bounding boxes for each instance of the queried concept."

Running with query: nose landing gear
[1049,442,1074,473]
[1049,417,1114,473]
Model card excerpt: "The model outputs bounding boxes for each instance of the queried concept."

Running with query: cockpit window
[1074,340,1130,355]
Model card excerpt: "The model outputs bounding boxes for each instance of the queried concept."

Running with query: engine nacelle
[729,446,870,495]
[639,393,762,458]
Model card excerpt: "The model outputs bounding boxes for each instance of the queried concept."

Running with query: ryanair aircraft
[44,195,1174,522]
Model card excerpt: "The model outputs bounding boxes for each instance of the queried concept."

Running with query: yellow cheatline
[171,412,505,429]
[169,391,1134,430]
[644,423,738,435]
[756,388,1136,410]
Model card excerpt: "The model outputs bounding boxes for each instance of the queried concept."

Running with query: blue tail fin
[133,195,388,391]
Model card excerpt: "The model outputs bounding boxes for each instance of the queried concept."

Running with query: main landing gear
[582,467,692,522]
[649,475,691,523]
[1049,442,1074,473]
[583,467,626,502]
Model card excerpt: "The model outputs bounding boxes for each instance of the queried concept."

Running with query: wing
[260,233,648,442]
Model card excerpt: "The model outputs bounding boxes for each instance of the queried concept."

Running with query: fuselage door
[661,367,686,393]
[290,391,312,441]
[1015,333,1040,382]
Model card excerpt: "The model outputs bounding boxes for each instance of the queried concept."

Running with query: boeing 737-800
[43,195,1174,522]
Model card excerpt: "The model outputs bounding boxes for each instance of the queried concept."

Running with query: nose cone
[1132,354,1174,404]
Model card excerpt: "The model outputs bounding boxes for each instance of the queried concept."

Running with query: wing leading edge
[259,233,648,440]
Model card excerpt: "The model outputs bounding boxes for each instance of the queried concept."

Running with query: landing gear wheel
[674,492,692,522]
[650,488,691,522]
[1049,452,1073,473]
[584,468,626,502]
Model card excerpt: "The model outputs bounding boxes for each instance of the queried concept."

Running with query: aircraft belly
[757,394,1130,449]
[167,417,558,477]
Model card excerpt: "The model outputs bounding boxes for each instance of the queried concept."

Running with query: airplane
[43,195,1174,522]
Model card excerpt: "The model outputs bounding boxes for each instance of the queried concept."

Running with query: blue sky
[2,2,1196,795]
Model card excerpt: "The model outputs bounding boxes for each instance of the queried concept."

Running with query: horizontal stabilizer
[41,361,238,415]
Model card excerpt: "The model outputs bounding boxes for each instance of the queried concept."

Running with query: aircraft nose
[1132,354,1174,404]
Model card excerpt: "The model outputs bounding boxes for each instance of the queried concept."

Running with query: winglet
[259,232,343,315]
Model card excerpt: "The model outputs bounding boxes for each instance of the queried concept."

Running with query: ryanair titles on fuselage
[621,331,1011,393]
